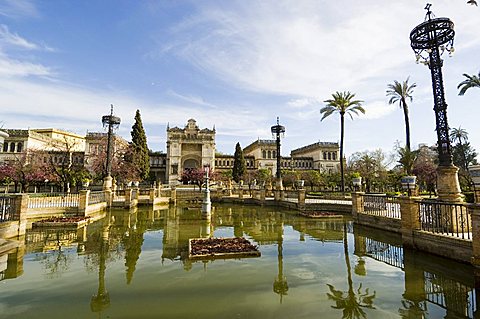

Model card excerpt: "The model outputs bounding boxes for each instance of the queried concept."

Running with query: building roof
[291,141,339,155]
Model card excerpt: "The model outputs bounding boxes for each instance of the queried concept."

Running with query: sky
[0,0,479,159]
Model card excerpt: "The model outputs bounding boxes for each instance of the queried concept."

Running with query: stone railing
[88,191,106,205]
[28,193,79,209]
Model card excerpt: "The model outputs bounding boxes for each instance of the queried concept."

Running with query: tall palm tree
[321,91,365,193]
[458,71,480,96]
[386,78,417,150]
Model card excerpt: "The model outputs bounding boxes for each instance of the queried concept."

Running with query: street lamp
[271,117,285,180]
[410,4,462,201]
[102,104,121,190]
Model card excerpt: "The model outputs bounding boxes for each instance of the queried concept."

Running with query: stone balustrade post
[149,188,156,203]
[351,192,365,218]
[260,188,266,202]
[238,187,244,199]
[78,190,90,215]
[399,196,421,248]
[125,188,132,208]
[12,194,28,236]
[171,186,177,205]
[468,204,480,267]
[274,189,280,201]
[298,188,306,210]
[280,189,285,201]
[104,189,112,207]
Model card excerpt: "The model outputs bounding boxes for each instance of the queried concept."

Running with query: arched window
[3,142,8,152]
[263,150,267,158]
[272,151,276,158]
[323,152,327,160]
[267,150,271,159]
[10,143,15,152]
[328,152,331,160]
[332,152,336,160]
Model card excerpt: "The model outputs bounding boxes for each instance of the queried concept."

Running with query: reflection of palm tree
[273,222,288,303]
[327,222,376,318]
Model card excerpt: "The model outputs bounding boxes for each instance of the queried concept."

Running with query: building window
[268,150,271,159]
[10,143,15,152]
[17,143,23,153]
[263,150,266,158]
[328,152,331,160]
[2,142,7,152]
[332,152,336,160]
[273,151,276,158]
[323,152,327,160]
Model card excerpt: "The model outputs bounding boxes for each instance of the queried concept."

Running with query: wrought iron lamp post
[410,4,462,201]
[102,104,121,190]
[271,117,285,182]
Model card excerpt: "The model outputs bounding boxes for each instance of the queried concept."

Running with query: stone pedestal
[399,196,422,248]
[436,165,463,202]
[351,192,365,218]
[468,204,480,267]
[297,189,306,210]
[102,176,113,191]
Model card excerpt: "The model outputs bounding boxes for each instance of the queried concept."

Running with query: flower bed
[189,237,261,260]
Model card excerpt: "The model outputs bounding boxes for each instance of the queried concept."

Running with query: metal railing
[28,193,79,208]
[418,200,471,240]
[0,196,16,222]
[306,193,352,205]
[88,191,106,205]
[365,237,404,269]
[363,194,401,219]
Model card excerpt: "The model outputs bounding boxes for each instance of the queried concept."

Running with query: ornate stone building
[165,119,216,185]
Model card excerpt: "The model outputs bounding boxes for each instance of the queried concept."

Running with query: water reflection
[326,221,376,319]
[1,205,480,318]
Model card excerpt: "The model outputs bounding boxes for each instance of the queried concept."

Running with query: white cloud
[0,0,38,19]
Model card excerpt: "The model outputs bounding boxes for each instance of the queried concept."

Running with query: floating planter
[299,211,343,218]
[33,216,91,228]
[189,237,260,260]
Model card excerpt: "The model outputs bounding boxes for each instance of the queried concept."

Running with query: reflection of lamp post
[410,4,462,201]
[273,222,288,303]
[202,165,212,217]
[102,104,121,191]
[90,221,112,315]
[271,117,285,189]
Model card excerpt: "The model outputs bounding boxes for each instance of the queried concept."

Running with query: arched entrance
[183,158,199,169]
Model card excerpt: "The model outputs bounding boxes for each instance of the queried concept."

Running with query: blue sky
[0,0,479,160]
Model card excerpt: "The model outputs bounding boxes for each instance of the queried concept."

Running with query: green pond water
[0,204,478,319]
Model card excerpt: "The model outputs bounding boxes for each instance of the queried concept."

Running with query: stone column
[298,188,306,210]
[437,166,463,202]
[12,194,28,236]
[149,188,156,204]
[399,196,421,248]
[351,192,365,218]
[124,188,132,208]
[468,204,480,267]
[260,188,266,202]
[78,190,90,215]
[170,186,177,205]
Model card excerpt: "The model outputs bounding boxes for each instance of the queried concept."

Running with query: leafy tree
[232,142,246,183]
[321,91,365,193]
[458,71,480,96]
[348,149,389,193]
[281,170,299,189]
[300,170,323,191]
[131,110,150,180]
[412,160,437,195]
[256,168,272,187]
[397,146,417,176]
[386,77,416,150]
[180,168,205,191]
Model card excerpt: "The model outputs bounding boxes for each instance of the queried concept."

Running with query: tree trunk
[402,101,411,150]
[340,113,345,193]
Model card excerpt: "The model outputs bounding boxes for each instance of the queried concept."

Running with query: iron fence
[28,193,79,208]
[88,191,106,205]
[0,196,16,222]
[365,237,404,268]
[363,194,401,219]
[306,194,352,205]
[418,200,471,240]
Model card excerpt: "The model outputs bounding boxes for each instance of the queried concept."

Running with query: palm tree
[458,71,480,96]
[450,127,469,170]
[321,91,365,193]
[386,78,417,150]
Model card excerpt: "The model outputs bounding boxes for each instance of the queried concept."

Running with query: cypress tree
[131,110,150,180]
[232,142,246,183]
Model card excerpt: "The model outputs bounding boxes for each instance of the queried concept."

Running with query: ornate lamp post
[102,104,121,190]
[410,4,462,201]
[271,117,285,190]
